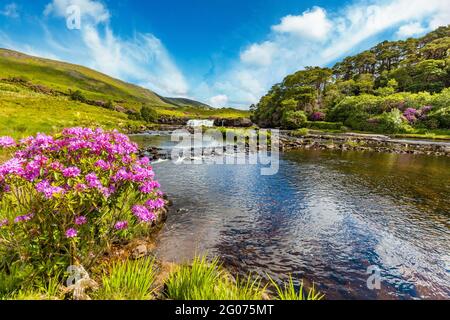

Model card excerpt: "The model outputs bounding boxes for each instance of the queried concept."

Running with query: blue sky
[0,0,449,108]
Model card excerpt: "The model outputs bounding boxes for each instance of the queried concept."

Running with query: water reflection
[132,134,450,299]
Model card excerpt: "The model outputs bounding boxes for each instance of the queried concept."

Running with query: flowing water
[131,132,450,300]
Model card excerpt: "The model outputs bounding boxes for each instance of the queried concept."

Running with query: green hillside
[0,49,169,109]
[0,49,248,138]
[252,25,450,138]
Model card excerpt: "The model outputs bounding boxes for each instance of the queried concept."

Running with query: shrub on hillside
[428,107,450,129]
[309,112,326,122]
[376,109,412,133]
[69,90,86,103]
[305,121,344,131]
[140,106,158,123]
[0,128,165,275]
[327,95,380,122]
[281,110,307,129]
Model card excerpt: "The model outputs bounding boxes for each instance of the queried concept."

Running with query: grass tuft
[95,258,157,300]
[164,256,266,300]
[268,275,324,300]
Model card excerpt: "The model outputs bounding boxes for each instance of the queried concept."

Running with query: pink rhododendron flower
[0,136,16,148]
[85,172,102,188]
[132,205,156,222]
[114,221,128,230]
[145,198,165,210]
[14,213,33,223]
[75,216,87,225]
[95,160,111,170]
[65,228,78,238]
[0,127,164,267]
[62,166,81,178]
[140,181,161,193]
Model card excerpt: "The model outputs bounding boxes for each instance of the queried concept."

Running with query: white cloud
[396,22,426,38]
[1,3,19,18]
[272,7,332,41]
[240,41,277,66]
[199,0,450,108]
[210,94,229,107]
[40,0,188,96]
[44,0,110,24]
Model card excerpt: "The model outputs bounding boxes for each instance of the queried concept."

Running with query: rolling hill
[0,49,249,138]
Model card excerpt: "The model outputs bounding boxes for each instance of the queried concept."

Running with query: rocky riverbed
[280,132,450,156]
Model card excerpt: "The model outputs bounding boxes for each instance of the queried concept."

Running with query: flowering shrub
[0,128,164,272]
[403,108,419,124]
[403,106,434,125]
[310,112,326,122]
[377,109,412,133]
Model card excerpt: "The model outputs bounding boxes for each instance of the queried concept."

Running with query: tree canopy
[252,25,450,131]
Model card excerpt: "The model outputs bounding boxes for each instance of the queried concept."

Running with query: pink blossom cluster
[310,112,326,122]
[403,106,433,124]
[0,128,165,238]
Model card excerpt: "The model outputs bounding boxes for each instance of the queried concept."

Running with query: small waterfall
[186,119,215,127]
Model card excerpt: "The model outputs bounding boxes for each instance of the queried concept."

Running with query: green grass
[0,82,145,139]
[0,253,324,300]
[95,258,158,300]
[268,275,324,300]
[391,129,450,140]
[0,48,249,120]
[164,256,266,300]
[0,263,61,300]
[291,128,310,137]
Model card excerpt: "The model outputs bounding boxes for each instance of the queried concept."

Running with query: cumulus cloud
[240,41,277,66]
[272,7,332,41]
[40,0,188,96]
[44,0,110,24]
[1,3,19,18]
[210,94,229,107]
[396,22,426,38]
[200,0,450,108]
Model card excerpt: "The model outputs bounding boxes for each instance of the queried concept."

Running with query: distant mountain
[157,96,212,109]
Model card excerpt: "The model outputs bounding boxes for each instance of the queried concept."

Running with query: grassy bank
[0,48,249,137]
[0,80,249,139]
[292,125,450,141]
[0,82,147,139]
[0,255,324,301]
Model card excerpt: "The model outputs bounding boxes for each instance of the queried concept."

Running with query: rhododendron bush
[0,128,164,272]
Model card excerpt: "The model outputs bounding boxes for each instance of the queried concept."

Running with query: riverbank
[280,131,450,157]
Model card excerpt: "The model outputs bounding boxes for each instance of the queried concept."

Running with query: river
[131,131,450,300]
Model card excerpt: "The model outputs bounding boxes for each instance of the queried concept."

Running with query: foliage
[429,106,450,128]
[310,112,326,121]
[0,262,34,298]
[281,110,307,129]
[164,256,266,300]
[69,90,86,103]
[268,275,324,300]
[376,109,412,133]
[140,106,158,123]
[252,26,450,132]
[0,49,248,126]
[95,258,157,300]
[0,128,165,276]
[305,121,345,131]
[291,128,309,137]
[0,82,146,139]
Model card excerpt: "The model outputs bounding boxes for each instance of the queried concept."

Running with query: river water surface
[131,132,450,300]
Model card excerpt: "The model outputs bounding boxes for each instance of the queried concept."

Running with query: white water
[186,119,215,127]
